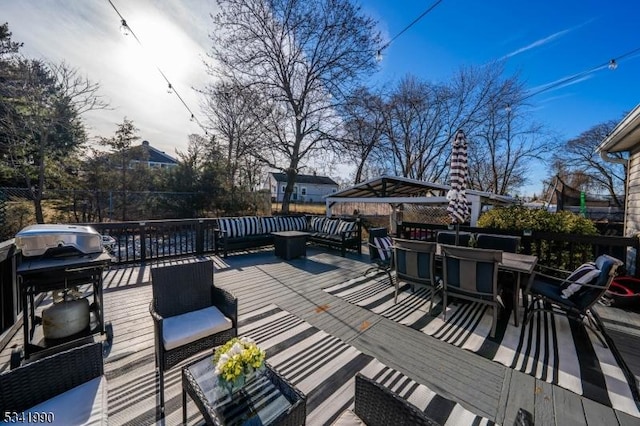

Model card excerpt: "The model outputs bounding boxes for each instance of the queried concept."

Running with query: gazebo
[324,175,516,232]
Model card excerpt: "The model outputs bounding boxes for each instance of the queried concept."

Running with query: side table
[272,231,310,260]
[182,356,306,425]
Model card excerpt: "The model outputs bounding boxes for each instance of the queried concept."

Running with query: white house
[596,103,640,272]
[265,172,339,203]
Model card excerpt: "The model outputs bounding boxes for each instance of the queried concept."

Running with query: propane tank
[42,298,90,340]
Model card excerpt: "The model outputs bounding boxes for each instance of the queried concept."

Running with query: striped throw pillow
[374,236,393,261]
[560,262,600,299]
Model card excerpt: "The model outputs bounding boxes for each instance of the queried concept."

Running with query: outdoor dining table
[435,244,538,327]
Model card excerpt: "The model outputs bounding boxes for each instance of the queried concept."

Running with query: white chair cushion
[163,306,233,351]
[331,409,366,426]
[19,376,107,425]
[560,262,600,299]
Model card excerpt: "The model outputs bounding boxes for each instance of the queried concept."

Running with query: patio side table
[182,356,306,425]
[272,231,310,260]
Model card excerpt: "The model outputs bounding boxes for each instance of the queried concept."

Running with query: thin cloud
[501,28,572,60]
[500,18,595,60]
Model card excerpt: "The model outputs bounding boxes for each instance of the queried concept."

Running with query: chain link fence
[0,187,271,239]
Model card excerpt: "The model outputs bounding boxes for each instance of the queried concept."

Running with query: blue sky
[3,0,640,195]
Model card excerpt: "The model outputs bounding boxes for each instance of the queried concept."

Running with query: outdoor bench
[216,215,307,257]
[307,215,362,256]
[215,215,362,257]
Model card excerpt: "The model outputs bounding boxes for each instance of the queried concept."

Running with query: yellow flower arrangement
[213,337,266,389]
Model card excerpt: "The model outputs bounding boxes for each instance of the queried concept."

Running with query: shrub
[477,205,598,235]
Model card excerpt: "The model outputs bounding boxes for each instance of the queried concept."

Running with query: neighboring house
[265,172,339,203]
[127,140,178,169]
[596,103,640,272]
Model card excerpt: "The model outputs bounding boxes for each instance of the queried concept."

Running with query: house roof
[270,172,338,185]
[597,103,640,153]
[129,141,178,165]
[327,175,515,205]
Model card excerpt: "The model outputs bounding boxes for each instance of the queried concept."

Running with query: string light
[106,0,208,135]
[119,19,130,36]
[520,45,640,102]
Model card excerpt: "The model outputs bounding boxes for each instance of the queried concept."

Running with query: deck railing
[2,218,639,344]
[397,221,640,276]
[86,218,219,264]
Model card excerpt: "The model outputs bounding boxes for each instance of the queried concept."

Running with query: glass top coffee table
[182,355,306,425]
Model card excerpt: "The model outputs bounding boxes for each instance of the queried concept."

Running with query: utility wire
[378,0,443,55]
[106,0,208,135]
[521,45,640,102]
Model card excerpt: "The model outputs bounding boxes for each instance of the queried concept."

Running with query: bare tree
[209,0,381,212]
[377,75,452,182]
[335,86,385,183]
[201,81,265,189]
[560,120,626,206]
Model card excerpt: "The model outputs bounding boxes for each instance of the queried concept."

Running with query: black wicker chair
[524,254,622,348]
[149,259,237,414]
[476,233,520,253]
[351,374,441,426]
[0,342,106,424]
[436,230,472,246]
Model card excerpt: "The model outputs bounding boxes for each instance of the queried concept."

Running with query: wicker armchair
[0,342,107,425]
[149,259,237,414]
[346,373,440,425]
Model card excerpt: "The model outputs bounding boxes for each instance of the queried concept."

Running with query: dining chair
[393,238,438,309]
[149,259,237,414]
[441,245,503,337]
[523,254,622,347]
[365,227,394,284]
[476,233,520,253]
[436,230,472,246]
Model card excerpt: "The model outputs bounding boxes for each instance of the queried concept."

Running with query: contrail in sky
[500,28,572,60]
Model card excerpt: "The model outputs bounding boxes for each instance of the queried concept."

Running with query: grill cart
[11,225,111,368]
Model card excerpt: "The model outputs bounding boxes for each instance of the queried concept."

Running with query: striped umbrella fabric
[446,129,471,224]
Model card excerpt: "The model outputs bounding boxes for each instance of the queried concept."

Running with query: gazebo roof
[326,175,515,205]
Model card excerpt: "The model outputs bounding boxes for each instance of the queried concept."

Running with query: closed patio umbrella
[446,129,471,245]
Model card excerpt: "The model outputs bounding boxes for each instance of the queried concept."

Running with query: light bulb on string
[190,114,195,122]
[167,83,173,94]
[120,19,130,36]
[608,59,618,70]
[376,49,383,62]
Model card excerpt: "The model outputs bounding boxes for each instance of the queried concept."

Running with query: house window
[301,187,307,195]
[282,185,286,192]
[332,188,337,193]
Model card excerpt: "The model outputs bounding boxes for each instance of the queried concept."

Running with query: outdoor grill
[12,224,111,367]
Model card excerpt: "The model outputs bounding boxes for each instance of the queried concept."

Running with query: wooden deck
[1,247,640,425]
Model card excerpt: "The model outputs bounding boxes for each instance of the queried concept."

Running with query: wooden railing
[87,218,219,264]
[397,221,640,276]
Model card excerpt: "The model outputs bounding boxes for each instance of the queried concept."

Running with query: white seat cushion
[15,376,107,425]
[163,306,233,351]
[331,409,366,425]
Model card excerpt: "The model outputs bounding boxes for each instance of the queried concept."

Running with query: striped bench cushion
[322,219,340,235]
[310,216,327,232]
[218,216,262,237]
[336,220,356,235]
[260,217,280,234]
[276,216,307,232]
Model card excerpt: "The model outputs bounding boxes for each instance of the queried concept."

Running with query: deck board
[1,247,639,425]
